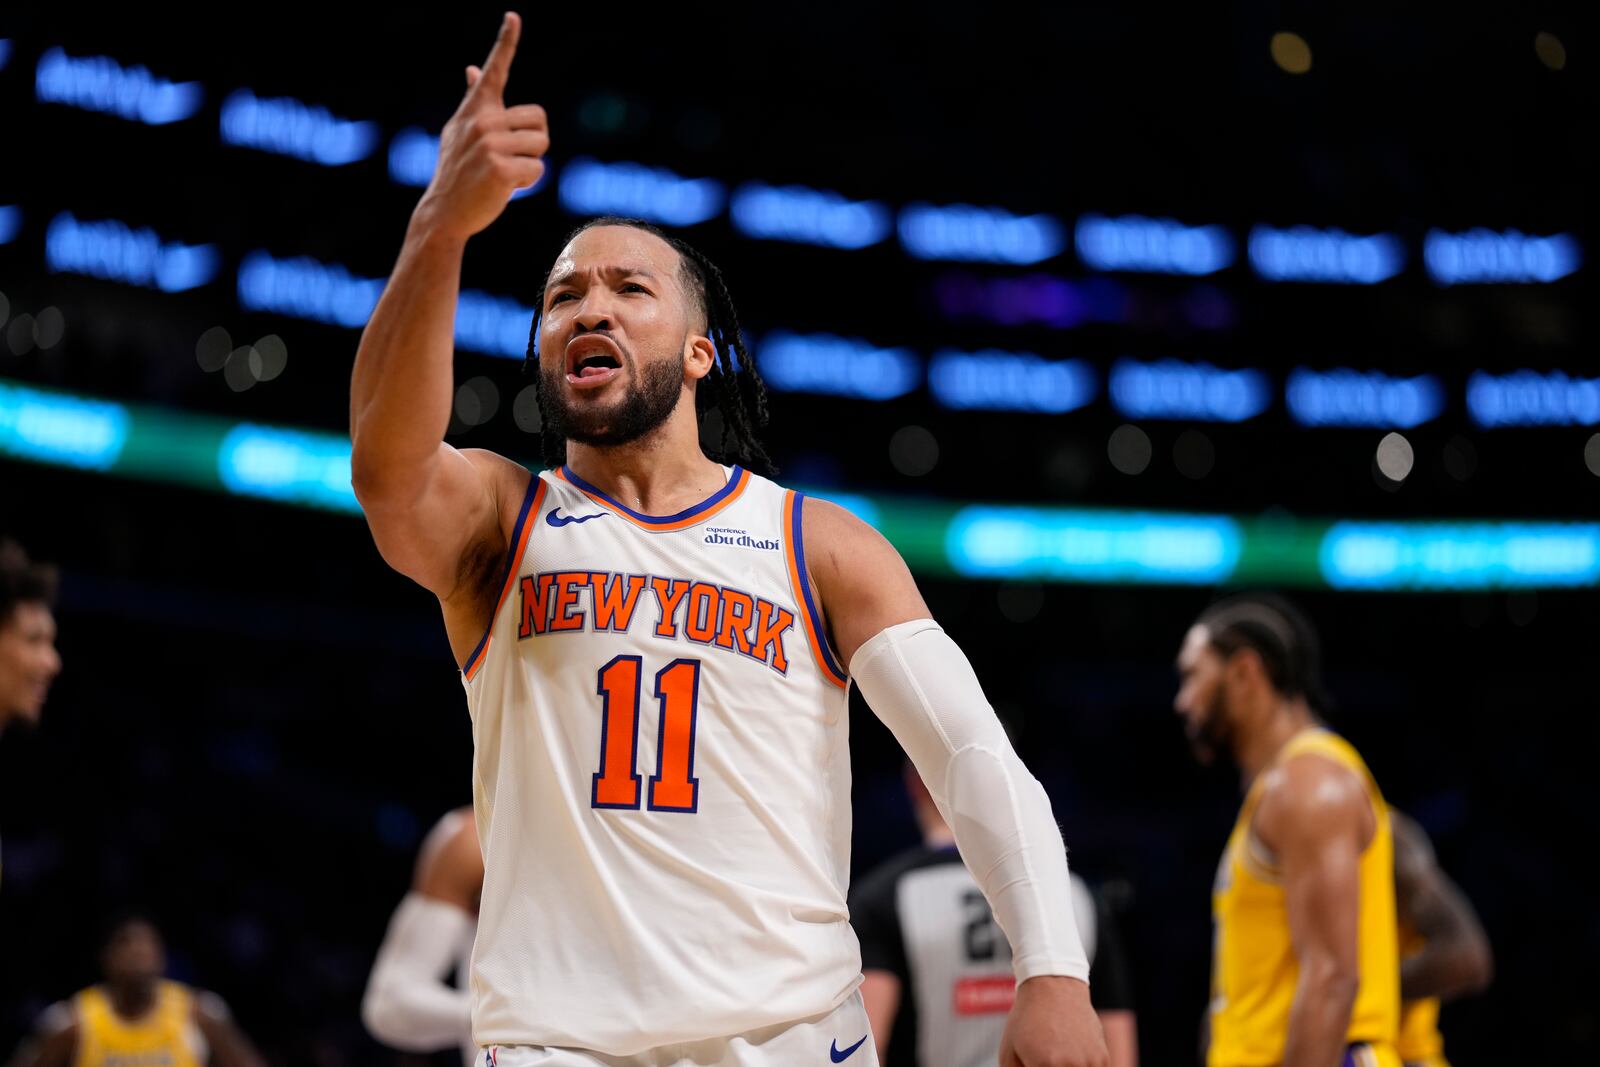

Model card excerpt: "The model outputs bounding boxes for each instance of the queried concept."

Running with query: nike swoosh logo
[830,1035,868,1063]
[545,508,607,527]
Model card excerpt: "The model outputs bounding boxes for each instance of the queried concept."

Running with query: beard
[542,348,685,449]
[1185,693,1234,768]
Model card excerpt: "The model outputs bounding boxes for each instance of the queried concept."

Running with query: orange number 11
[592,656,702,813]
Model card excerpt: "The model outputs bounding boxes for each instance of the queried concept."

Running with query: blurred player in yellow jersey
[10,917,265,1067]
[1390,811,1493,1067]
[1173,594,1400,1067]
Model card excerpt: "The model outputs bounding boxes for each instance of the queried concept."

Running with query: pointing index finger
[474,12,523,100]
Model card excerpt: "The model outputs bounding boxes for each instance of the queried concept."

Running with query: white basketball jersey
[461,465,859,1055]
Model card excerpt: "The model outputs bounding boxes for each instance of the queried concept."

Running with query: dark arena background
[1,3,1593,1064]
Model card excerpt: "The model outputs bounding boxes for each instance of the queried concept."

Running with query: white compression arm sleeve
[851,618,1090,983]
[361,892,475,1050]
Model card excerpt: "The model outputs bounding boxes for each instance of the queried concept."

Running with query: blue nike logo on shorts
[545,508,607,527]
[830,1035,868,1062]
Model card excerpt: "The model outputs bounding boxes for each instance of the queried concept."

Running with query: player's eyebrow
[544,264,662,301]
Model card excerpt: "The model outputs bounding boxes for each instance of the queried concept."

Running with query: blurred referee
[852,767,1138,1067]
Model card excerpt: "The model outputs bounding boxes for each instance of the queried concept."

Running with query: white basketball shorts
[474,991,879,1067]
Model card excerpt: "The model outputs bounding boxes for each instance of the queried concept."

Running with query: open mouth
[565,336,624,384]
[573,352,620,377]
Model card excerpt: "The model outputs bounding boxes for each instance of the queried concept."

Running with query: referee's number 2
[592,656,701,812]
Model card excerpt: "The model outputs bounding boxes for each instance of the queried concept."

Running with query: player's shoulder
[795,492,880,545]
[1257,746,1372,844]
[37,999,77,1036]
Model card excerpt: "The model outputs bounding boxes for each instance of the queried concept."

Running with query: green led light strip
[4,378,1597,591]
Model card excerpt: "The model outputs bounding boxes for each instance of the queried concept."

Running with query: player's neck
[1235,699,1316,785]
[107,982,158,1019]
[563,413,726,516]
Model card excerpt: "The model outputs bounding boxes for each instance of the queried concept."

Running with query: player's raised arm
[349,12,548,598]
[803,499,1108,1067]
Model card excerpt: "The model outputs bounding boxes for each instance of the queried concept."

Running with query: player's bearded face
[541,342,686,448]
[1175,627,1233,766]
[1187,683,1234,766]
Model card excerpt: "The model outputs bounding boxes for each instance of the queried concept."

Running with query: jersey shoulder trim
[783,490,848,688]
[463,473,547,680]
[555,465,751,531]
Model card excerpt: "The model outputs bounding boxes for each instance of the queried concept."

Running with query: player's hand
[999,976,1108,1067]
[414,11,549,240]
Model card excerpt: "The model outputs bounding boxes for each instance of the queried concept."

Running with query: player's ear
[1227,645,1267,692]
[684,333,716,381]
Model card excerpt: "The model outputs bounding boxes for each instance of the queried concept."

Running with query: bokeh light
[196,326,232,371]
[1271,32,1313,75]
[1107,424,1152,475]
[1534,32,1567,71]
[1375,431,1414,484]
[889,424,939,477]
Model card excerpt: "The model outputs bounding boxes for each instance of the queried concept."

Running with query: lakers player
[349,12,1105,1066]
[363,806,484,1065]
[13,917,265,1067]
[1172,594,1400,1067]
[1390,811,1492,1067]
[0,539,60,735]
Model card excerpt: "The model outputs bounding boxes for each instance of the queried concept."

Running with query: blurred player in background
[0,539,60,735]
[1390,811,1493,1067]
[9,916,265,1067]
[348,11,1104,1065]
[852,767,1138,1067]
[0,539,62,891]
[363,806,483,1065]
[1173,593,1400,1067]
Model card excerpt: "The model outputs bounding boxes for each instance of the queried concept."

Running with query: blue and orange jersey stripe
[554,465,751,531]
[463,473,547,681]
[783,490,849,688]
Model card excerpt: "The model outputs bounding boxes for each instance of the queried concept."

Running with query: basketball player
[852,767,1138,1067]
[363,806,483,1065]
[0,539,60,734]
[1172,594,1400,1067]
[1390,811,1492,1067]
[348,12,1105,1066]
[1,538,62,891]
[11,916,265,1067]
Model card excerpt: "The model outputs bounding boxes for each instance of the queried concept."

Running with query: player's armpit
[798,496,929,669]
[1258,756,1369,1067]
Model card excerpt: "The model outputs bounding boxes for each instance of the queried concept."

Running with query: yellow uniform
[71,981,202,1067]
[1209,728,1401,1067]
[1396,925,1449,1067]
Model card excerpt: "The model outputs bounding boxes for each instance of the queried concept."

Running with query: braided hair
[526,217,773,475]
[1196,592,1335,715]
